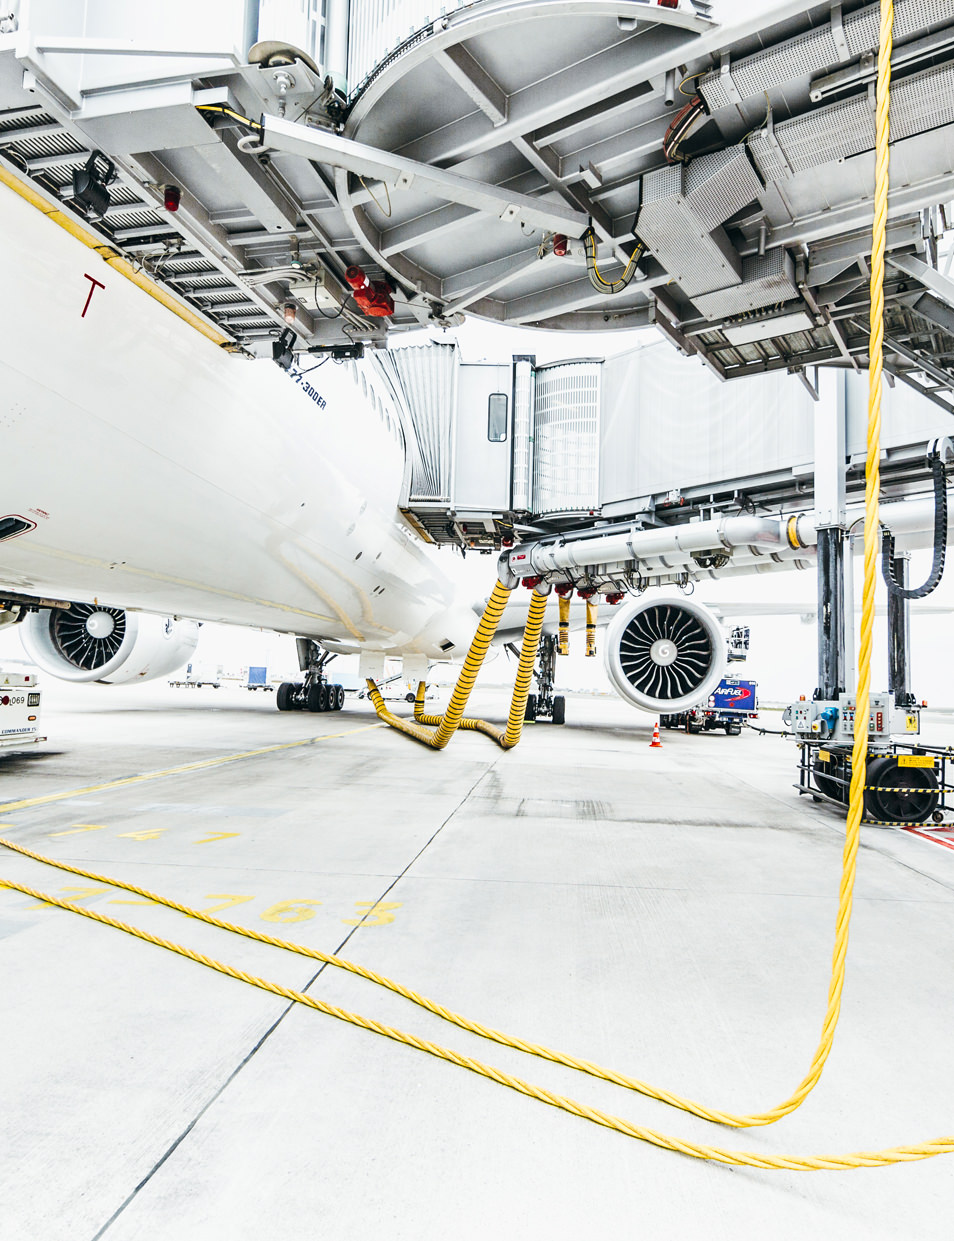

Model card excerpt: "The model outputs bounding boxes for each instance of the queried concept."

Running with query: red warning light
[163,184,181,212]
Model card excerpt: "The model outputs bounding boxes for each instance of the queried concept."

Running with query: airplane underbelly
[0,180,475,659]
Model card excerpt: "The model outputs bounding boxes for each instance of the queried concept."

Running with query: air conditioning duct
[604,595,726,713]
[20,604,198,684]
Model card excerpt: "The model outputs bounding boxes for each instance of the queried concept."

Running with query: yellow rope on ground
[2,869,952,1169]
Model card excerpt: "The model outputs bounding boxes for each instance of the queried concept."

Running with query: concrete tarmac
[1,681,953,1240]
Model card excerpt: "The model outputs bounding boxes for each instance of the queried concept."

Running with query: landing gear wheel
[333,684,345,711]
[525,693,538,722]
[276,682,296,712]
[551,695,566,726]
[306,683,329,713]
[866,755,939,824]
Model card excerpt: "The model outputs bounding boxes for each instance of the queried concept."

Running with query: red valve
[606,592,624,605]
[577,587,597,599]
[522,576,543,590]
[554,584,573,597]
[345,264,394,317]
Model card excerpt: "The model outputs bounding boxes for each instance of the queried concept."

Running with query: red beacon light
[162,184,181,212]
[552,234,568,257]
[345,264,395,317]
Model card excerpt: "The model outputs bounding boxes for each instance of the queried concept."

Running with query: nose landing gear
[523,634,566,725]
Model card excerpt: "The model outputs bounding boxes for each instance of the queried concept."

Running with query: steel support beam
[815,526,847,700]
[261,114,588,236]
[887,554,915,708]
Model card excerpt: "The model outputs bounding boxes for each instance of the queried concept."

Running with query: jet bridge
[380,339,954,564]
[2,0,954,407]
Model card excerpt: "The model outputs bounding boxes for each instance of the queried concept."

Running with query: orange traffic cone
[649,720,663,748]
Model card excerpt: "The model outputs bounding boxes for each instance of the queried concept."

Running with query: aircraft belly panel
[0,181,474,659]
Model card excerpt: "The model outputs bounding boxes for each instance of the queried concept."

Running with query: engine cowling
[20,604,199,684]
[604,595,726,713]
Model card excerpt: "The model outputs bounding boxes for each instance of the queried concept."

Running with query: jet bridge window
[487,394,509,443]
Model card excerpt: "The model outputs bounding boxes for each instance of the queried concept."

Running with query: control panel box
[785,691,916,742]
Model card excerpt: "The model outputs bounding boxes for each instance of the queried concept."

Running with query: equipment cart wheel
[524,694,537,722]
[813,750,849,804]
[551,696,566,725]
[866,755,939,824]
[277,682,296,712]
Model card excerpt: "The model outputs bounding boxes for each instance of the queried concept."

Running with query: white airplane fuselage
[0,178,479,661]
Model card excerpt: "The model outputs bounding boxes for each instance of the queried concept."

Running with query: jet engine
[604,595,726,713]
[20,604,199,684]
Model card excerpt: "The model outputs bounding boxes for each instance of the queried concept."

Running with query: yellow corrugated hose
[407,587,547,749]
[366,579,513,748]
[5,1,952,1169]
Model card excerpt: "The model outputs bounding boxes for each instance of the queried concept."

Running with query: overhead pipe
[504,491,954,589]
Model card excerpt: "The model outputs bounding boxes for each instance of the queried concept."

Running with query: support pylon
[649,720,663,748]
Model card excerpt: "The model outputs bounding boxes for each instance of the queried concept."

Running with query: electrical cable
[881,454,947,598]
[358,173,392,218]
[583,228,643,294]
[196,104,263,132]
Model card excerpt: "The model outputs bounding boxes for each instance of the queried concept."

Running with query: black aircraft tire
[334,684,345,710]
[552,696,566,726]
[277,682,295,712]
[525,694,537,722]
[306,683,325,713]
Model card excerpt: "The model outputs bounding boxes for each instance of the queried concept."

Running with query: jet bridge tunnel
[378,339,954,576]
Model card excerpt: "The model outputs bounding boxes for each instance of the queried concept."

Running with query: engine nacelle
[604,595,726,713]
[20,604,198,684]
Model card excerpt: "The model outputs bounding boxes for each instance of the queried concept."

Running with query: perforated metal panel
[700,0,954,110]
[692,248,798,320]
[638,159,744,298]
[747,61,954,181]
[531,362,601,517]
[684,145,763,232]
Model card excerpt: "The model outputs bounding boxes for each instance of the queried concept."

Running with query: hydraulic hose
[881,454,947,598]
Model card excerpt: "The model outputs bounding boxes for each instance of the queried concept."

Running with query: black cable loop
[881,455,948,599]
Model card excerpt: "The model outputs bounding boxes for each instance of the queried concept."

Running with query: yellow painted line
[0,723,384,813]
[0,162,229,346]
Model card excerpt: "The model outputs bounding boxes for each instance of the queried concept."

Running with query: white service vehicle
[0,670,44,751]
